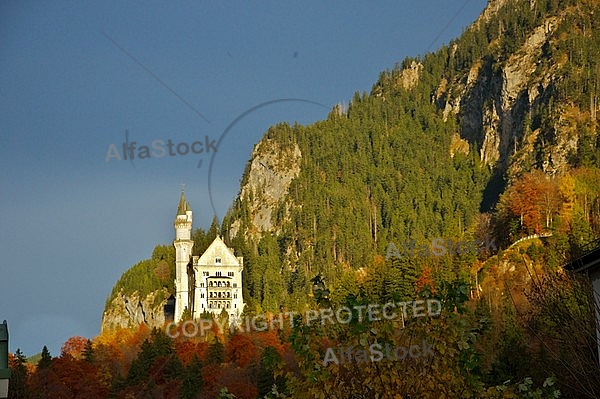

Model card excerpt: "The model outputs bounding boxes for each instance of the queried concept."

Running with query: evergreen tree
[181,306,193,321]
[126,328,180,387]
[8,349,28,399]
[82,339,94,363]
[257,346,284,397]
[207,215,221,240]
[205,337,224,365]
[37,346,52,369]
[180,355,203,399]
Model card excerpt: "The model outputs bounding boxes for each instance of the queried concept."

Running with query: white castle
[173,190,245,322]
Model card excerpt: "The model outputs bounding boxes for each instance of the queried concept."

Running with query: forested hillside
[222,0,600,314]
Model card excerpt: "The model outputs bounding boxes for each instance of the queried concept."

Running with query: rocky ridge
[101,289,170,332]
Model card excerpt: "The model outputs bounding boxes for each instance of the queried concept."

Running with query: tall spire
[174,186,193,322]
[177,187,190,215]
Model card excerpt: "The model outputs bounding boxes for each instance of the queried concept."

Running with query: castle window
[228,272,234,277]
[227,292,230,298]
[216,271,222,277]
[215,257,221,264]
[227,282,230,287]
[218,292,221,298]
[233,283,237,288]
[209,302,212,309]
[226,303,230,308]
[209,281,213,287]
[201,293,204,298]
[234,293,237,299]
[203,271,209,276]
[200,283,204,288]
[218,282,222,287]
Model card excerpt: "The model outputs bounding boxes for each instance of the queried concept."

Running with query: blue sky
[0,0,487,357]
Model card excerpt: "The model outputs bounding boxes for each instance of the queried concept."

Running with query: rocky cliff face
[397,60,423,90]
[229,138,302,239]
[441,15,561,173]
[101,289,170,332]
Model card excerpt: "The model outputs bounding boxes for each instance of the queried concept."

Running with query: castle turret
[173,190,194,322]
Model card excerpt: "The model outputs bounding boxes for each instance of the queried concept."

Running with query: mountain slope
[102,0,600,323]
[222,0,600,312]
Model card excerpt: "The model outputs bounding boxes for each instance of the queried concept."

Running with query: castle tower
[173,190,194,322]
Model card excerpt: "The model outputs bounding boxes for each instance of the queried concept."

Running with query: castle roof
[177,190,190,215]
[197,235,241,267]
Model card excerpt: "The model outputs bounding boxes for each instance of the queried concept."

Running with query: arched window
[209,281,213,287]
[218,282,222,287]
[227,292,230,298]
[218,292,221,298]
[227,282,230,287]
[209,302,212,309]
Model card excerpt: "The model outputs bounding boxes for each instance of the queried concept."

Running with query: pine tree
[181,306,193,321]
[126,328,179,387]
[257,346,283,397]
[82,339,94,363]
[205,337,224,365]
[208,215,221,240]
[37,346,52,369]
[180,355,203,399]
[8,349,28,399]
